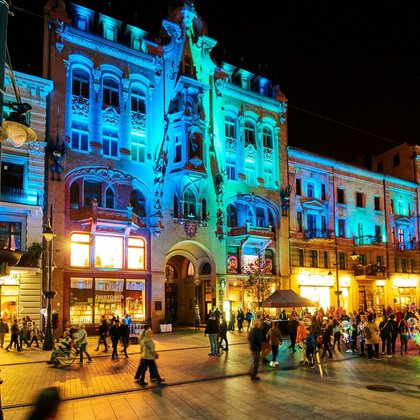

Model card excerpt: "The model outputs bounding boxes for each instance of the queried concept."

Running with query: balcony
[354,235,384,246]
[0,187,41,206]
[70,206,146,227]
[304,229,333,240]
[397,241,419,251]
[228,224,274,239]
[354,264,387,279]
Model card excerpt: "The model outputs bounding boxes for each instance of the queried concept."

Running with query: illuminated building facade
[0,71,53,323]
[42,1,288,329]
[288,147,419,312]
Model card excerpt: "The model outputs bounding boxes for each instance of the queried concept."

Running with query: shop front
[390,276,418,308]
[69,276,146,326]
[297,273,334,311]
[0,275,20,322]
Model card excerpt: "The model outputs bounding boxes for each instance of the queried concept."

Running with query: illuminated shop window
[70,233,90,267]
[0,222,22,251]
[127,237,145,270]
[95,235,123,268]
[69,277,93,324]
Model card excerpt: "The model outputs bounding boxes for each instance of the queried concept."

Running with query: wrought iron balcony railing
[0,187,41,206]
[304,229,333,240]
[397,241,419,251]
[354,264,386,276]
[354,235,384,246]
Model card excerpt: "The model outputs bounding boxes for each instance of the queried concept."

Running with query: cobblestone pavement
[1,328,419,419]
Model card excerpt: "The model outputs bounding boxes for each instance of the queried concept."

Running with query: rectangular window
[377,256,383,267]
[103,132,119,157]
[245,162,256,185]
[297,211,302,232]
[374,196,381,211]
[337,188,345,204]
[376,161,383,172]
[310,250,318,268]
[338,219,345,237]
[263,165,273,188]
[1,161,24,190]
[339,252,346,269]
[323,251,328,268]
[397,201,403,215]
[296,179,301,196]
[95,235,123,269]
[298,248,304,266]
[358,223,364,239]
[174,136,182,163]
[131,134,145,163]
[411,259,415,273]
[306,181,315,198]
[321,216,326,232]
[226,160,236,181]
[127,237,145,270]
[0,221,22,250]
[375,225,382,242]
[307,214,316,231]
[71,126,89,151]
[390,199,394,214]
[391,227,395,243]
[392,153,400,167]
[401,258,407,273]
[70,233,90,267]
[69,278,94,324]
[398,228,404,244]
[356,192,364,207]
[321,184,326,200]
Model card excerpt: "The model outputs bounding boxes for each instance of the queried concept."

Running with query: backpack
[363,325,372,339]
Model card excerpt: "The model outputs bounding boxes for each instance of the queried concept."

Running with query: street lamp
[42,205,56,351]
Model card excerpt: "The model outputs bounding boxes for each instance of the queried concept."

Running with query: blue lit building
[0,70,53,323]
[43,1,288,329]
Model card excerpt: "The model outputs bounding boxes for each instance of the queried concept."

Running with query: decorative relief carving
[93,67,101,94]
[263,147,273,164]
[225,137,237,154]
[69,167,134,184]
[72,95,89,119]
[246,144,256,160]
[131,112,146,133]
[103,107,120,126]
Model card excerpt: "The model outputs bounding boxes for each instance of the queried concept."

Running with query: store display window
[70,278,94,324]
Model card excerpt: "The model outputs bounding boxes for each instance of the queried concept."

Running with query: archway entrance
[165,241,215,325]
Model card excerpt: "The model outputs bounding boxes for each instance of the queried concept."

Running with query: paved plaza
[0,328,419,419]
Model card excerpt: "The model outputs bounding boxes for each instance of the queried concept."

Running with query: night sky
[6,0,420,162]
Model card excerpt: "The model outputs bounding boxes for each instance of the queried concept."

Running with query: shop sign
[96,294,124,302]
[393,278,417,288]
[297,273,334,286]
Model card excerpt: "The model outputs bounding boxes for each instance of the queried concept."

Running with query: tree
[242,250,273,310]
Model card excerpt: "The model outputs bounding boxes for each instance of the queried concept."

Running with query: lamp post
[42,205,56,351]
[333,244,341,309]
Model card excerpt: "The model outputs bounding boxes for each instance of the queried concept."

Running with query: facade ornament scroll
[52,18,68,53]
[280,102,288,124]
[122,77,130,104]
[214,77,227,97]
[63,59,70,77]
[151,145,168,235]
[153,55,163,83]
[103,107,120,127]
[92,67,101,94]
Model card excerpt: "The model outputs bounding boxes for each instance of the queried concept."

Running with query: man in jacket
[95,316,109,352]
[119,319,130,358]
[248,318,264,381]
[109,319,121,361]
[204,312,219,355]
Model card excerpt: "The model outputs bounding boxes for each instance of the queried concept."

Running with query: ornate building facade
[42,1,288,329]
[288,147,419,313]
[0,70,53,323]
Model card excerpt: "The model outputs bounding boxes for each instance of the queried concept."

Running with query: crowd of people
[203,303,419,380]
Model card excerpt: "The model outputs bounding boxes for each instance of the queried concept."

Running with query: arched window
[131,87,146,113]
[84,180,101,207]
[201,199,207,220]
[103,77,119,107]
[256,207,266,227]
[244,121,255,146]
[225,115,236,139]
[105,187,114,208]
[187,261,195,276]
[183,189,196,218]
[173,195,179,218]
[130,189,146,217]
[263,127,273,149]
[70,182,80,209]
[200,262,211,275]
[72,69,90,98]
[227,204,237,227]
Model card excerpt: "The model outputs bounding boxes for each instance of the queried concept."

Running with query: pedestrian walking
[237,309,244,332]
[194,311,201,331]
[332,318,341,351]
[389,314,399,355]
[137,328,165,385]
[27,386,61,420]
[0,317,8,348]
[379,315,392,356]
[51,312,60,343]
[109,319,121,361]
[305,328,316,368]
[288,314,299,353]
[248,318,264,380]
[95,316,109,352]
[245,309,254,332]
[363,314,380,360]
[134,326,150,385]
[296,320,308,365]
[320,321,333,359]
[228,311,235,331]
[29,321,41,348]
[398,318,409,355]
[267,321,282,366]
[119,319,130,358]
[5,319,21,352]
[19,322,31,348]
[204,312,219,355]
[74,324,92,365]
[219,315,229,351]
